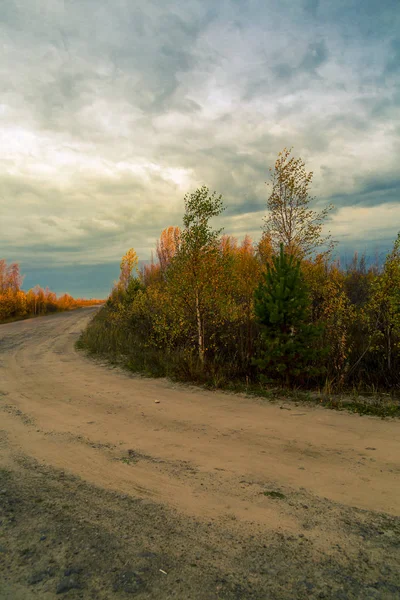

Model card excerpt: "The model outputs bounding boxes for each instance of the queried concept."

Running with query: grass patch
[119,457,139,465]
[263,491,286,499]
[325,398,400,419]
[74,338,86,350]
[212,380,400,418]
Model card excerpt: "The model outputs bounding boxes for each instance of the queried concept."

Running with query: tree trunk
[195,291,204,365]
[387,324,392,373]
[246,303,252,362]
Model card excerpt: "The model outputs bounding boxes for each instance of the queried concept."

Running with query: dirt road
[0,308,399,599]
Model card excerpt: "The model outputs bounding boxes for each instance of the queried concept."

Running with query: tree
[119,248,138,290]
[225,235,262,362]
[180,186,224,256]
[253,244,326,386]
[366,232,400,387]
[167,186,225,364]
[156,226,181,272]
[256,232,274,267]
[264,148,335,258]
[311,261,354,387]
[0,259,7,293]
[6,262,23,292]
[344,251,371,307]
[0,260,23,293]
[140,262,162,287]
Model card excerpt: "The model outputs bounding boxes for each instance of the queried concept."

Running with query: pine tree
[253,244,326,386]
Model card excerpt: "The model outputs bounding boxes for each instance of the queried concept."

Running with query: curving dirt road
[0,307,399,599]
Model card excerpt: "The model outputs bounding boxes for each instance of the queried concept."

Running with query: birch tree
[264,148,335,258]
[167,186,225,364]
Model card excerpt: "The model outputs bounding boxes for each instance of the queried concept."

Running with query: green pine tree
[253,244,326,387]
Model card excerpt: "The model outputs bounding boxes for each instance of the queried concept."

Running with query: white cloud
[330,203,400,242]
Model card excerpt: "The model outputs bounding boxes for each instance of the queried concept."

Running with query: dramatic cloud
[0,0,399,294]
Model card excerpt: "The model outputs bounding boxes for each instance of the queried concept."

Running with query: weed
[263,491,286,499]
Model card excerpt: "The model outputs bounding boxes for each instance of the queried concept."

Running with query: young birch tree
[264,148,335,258]
[167,186,224,364]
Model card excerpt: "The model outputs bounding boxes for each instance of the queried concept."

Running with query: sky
[0,0,399,297]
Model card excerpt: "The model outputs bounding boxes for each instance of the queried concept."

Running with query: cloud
[329,203,400,245]
[303,0,320,18]
[0,0,399,280]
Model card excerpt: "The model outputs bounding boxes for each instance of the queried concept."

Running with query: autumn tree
[256,232,274,267]
[0,258,101,324]
[315,262,354,387]
[0,260,23,293]
[222,235,262,362]
[7,262,23,292]
[167,186,225,364]
[140,262,162,287]
[344,252,372,307]
[119,248,138,290]
[264,148,335,258]
[0,259,7,292]
[156,226,181,272]
[366,232,400,386]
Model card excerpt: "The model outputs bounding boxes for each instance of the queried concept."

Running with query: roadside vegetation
[0,260,104,324]
[78,148,400,416]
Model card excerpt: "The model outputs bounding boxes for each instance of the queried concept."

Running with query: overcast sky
[1,0,399,296]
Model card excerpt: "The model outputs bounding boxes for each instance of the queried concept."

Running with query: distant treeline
[78,149,400,395]
[0,259,104,324]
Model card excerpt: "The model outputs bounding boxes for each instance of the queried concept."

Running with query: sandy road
[0,308,399,599]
